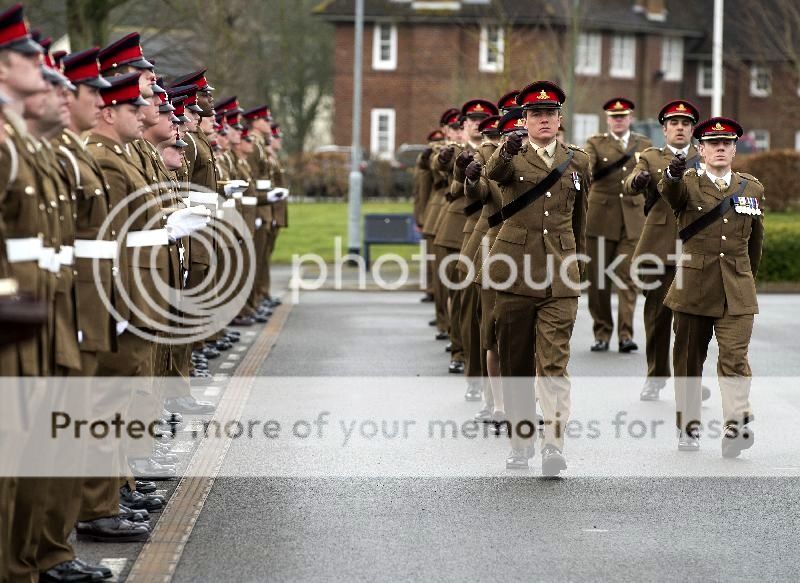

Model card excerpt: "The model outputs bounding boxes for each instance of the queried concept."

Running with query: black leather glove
[503,131,523,157]
[465,160,482,182]
[420,147,433,165]
[455,150,474,170]
[438,146,454,166]
[668,154,687,179]
[631,170,651,190]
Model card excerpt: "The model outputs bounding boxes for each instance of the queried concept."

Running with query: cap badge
[537,90,549,100]
[474,104,484,112]
[614,101,623,109]
[514,118,525,127]
[713,122,725,130]
[676,103,687,111]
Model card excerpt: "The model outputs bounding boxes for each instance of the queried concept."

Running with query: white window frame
[749,65,771,97]
[748,129,770,152]
[573,113,600,147]
[372,23,397,71]
[696,62,721,97]
[609,34,636,79]
[575,32,601,76]
[479,24,504,73]
[795,130,800,151]
[661,37,684,81]
[370,108,396,161]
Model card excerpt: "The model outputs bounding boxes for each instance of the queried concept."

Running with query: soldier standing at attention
[658,117,763,457]
[625,100,706,401]
[584,98,651,353]
[484,81,590,475]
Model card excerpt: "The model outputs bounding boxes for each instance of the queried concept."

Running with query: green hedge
[759,213,800,282]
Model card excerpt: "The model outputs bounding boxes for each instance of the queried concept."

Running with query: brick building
[315,0,800,158]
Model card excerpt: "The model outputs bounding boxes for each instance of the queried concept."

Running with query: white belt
[38,247,61,273]
[74,239,118,260]
[242,196,257,206]
[57,245,74,266]
[231,191,243,200]
[126,228,169,248]
[5,237,43,263]
[0,278,18,296]
[189,191,220,209]
[256,179,272,191]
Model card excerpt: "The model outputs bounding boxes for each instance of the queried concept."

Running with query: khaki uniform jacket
[189,130,219,268]
[433,142,474,250]
[420,143,447,237]
[483,141,590,298]
[461,141,501,273]
[233,152,257,238]
[412,150,433,228]
[267,151,288,228]
[584,132,652,241]
[625,144,699,266]
[88,133,169,328]
[56,129,117,354]
[658,169,764,317]
[246,135,274,226]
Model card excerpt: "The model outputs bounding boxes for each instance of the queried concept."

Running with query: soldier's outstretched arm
[657,154,689,211]
[623,152,651,195]
[484,144,514,184]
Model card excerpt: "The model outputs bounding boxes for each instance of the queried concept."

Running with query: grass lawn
[272,200,419,264]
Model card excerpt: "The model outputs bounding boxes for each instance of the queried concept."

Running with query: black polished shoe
[464,384,481,401]
[258,306,274,317]
[640,379,666,401]
[230,316,254,327]
[75,516,150,543]
[135,480,157,494]
[253,313,269,323]
[445,342,452,353]
[120,485,164,512]
[129,458,176,480]
[165,395,216,415]
[722,424,754,458]
[223,333,240,343]
[491,415,510,435]
[435,332,449,341]
[505,449,529,470]
[420,293,434,303]
[678,432,700,452]
[268,297,282,307]
[73,558,113,580]
[590,339,609,352]
[212,339,232,351]
[541,445,567,477]
[619,338,639,353]
[428,319,437,327]
[202,346,220,359]
[39,560,103,582]
[118,504,149,523]
[448,360,465,374]
[474,407,493,422]
[224,328,240,338]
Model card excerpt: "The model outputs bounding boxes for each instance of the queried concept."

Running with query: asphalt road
[172,288,800,582]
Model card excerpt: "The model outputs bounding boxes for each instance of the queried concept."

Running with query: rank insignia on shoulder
[732,196,762,216]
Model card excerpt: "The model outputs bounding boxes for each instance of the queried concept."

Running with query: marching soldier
[584,98,652,353]
[658,117,763,457]
[413,129,443,304]
[266,120,288,308]
[624,100,705,401]
[483,81,590,475]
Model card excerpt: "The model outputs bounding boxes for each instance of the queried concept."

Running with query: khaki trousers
[587,235,639,343]
[432,242,449,334]
[460,280,482,379]
[495,292,577,451]
[641,266,675,379]
[673,307,754,433]
[248,224,271,313]
[444,253,464,362]
[0,477,16,583]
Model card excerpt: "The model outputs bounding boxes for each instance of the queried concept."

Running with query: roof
[314,0,708,36]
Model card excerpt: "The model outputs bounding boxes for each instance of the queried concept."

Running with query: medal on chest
[732,196,762,216]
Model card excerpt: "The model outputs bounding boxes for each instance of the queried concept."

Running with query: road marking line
[126,302,292,582]
[218,361,235,370]
[203,386,221,397]
[227,354,241,361]
[582,528,610,533]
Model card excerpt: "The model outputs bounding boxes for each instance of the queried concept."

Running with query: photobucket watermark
[290,235,690,301]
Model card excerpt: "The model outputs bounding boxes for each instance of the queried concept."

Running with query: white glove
[116,320,129,336]
[266,188,289,203]
[255,217,263,229]
[223,180,248,197]
[166,206,211,239]
[256,179,272,191]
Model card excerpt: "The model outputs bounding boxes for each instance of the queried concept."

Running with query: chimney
[645,0,667,21]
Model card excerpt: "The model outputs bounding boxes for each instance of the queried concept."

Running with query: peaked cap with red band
[170,96,189,123]
[0,4,42,55]
[215,96,243,116]
[99,32,153,74]
[693,117,743,141]
[167,85,202,113]
[271,123,283,139]
[497,90,520,113]
[63,47,110,89]
[478,115,501,135]
[517,80,565,110]
[100,71,148,107]
[243,105,272,121]
[658,99,700,125]
[439,108,461,127]
[498,107,526,134]
[427,130,445,142]
[170,69,214,92]
[225,111,244,130]
[603,97,635,115]
[52,49,66,68]
[461,99,499,119]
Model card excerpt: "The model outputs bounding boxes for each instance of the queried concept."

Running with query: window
[370,108,396,160]
[575,32,601,76]
[372,24,397,70]
[479,25,504,73]
[750,65,771,97]
[573,114,599,146]
[609,34,636,78]
[747,130,770,152]
[697,62,724,96]
[796,131,800,151]
[661,37,683,81]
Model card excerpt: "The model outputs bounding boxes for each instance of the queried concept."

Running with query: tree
[66,0,132,47]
